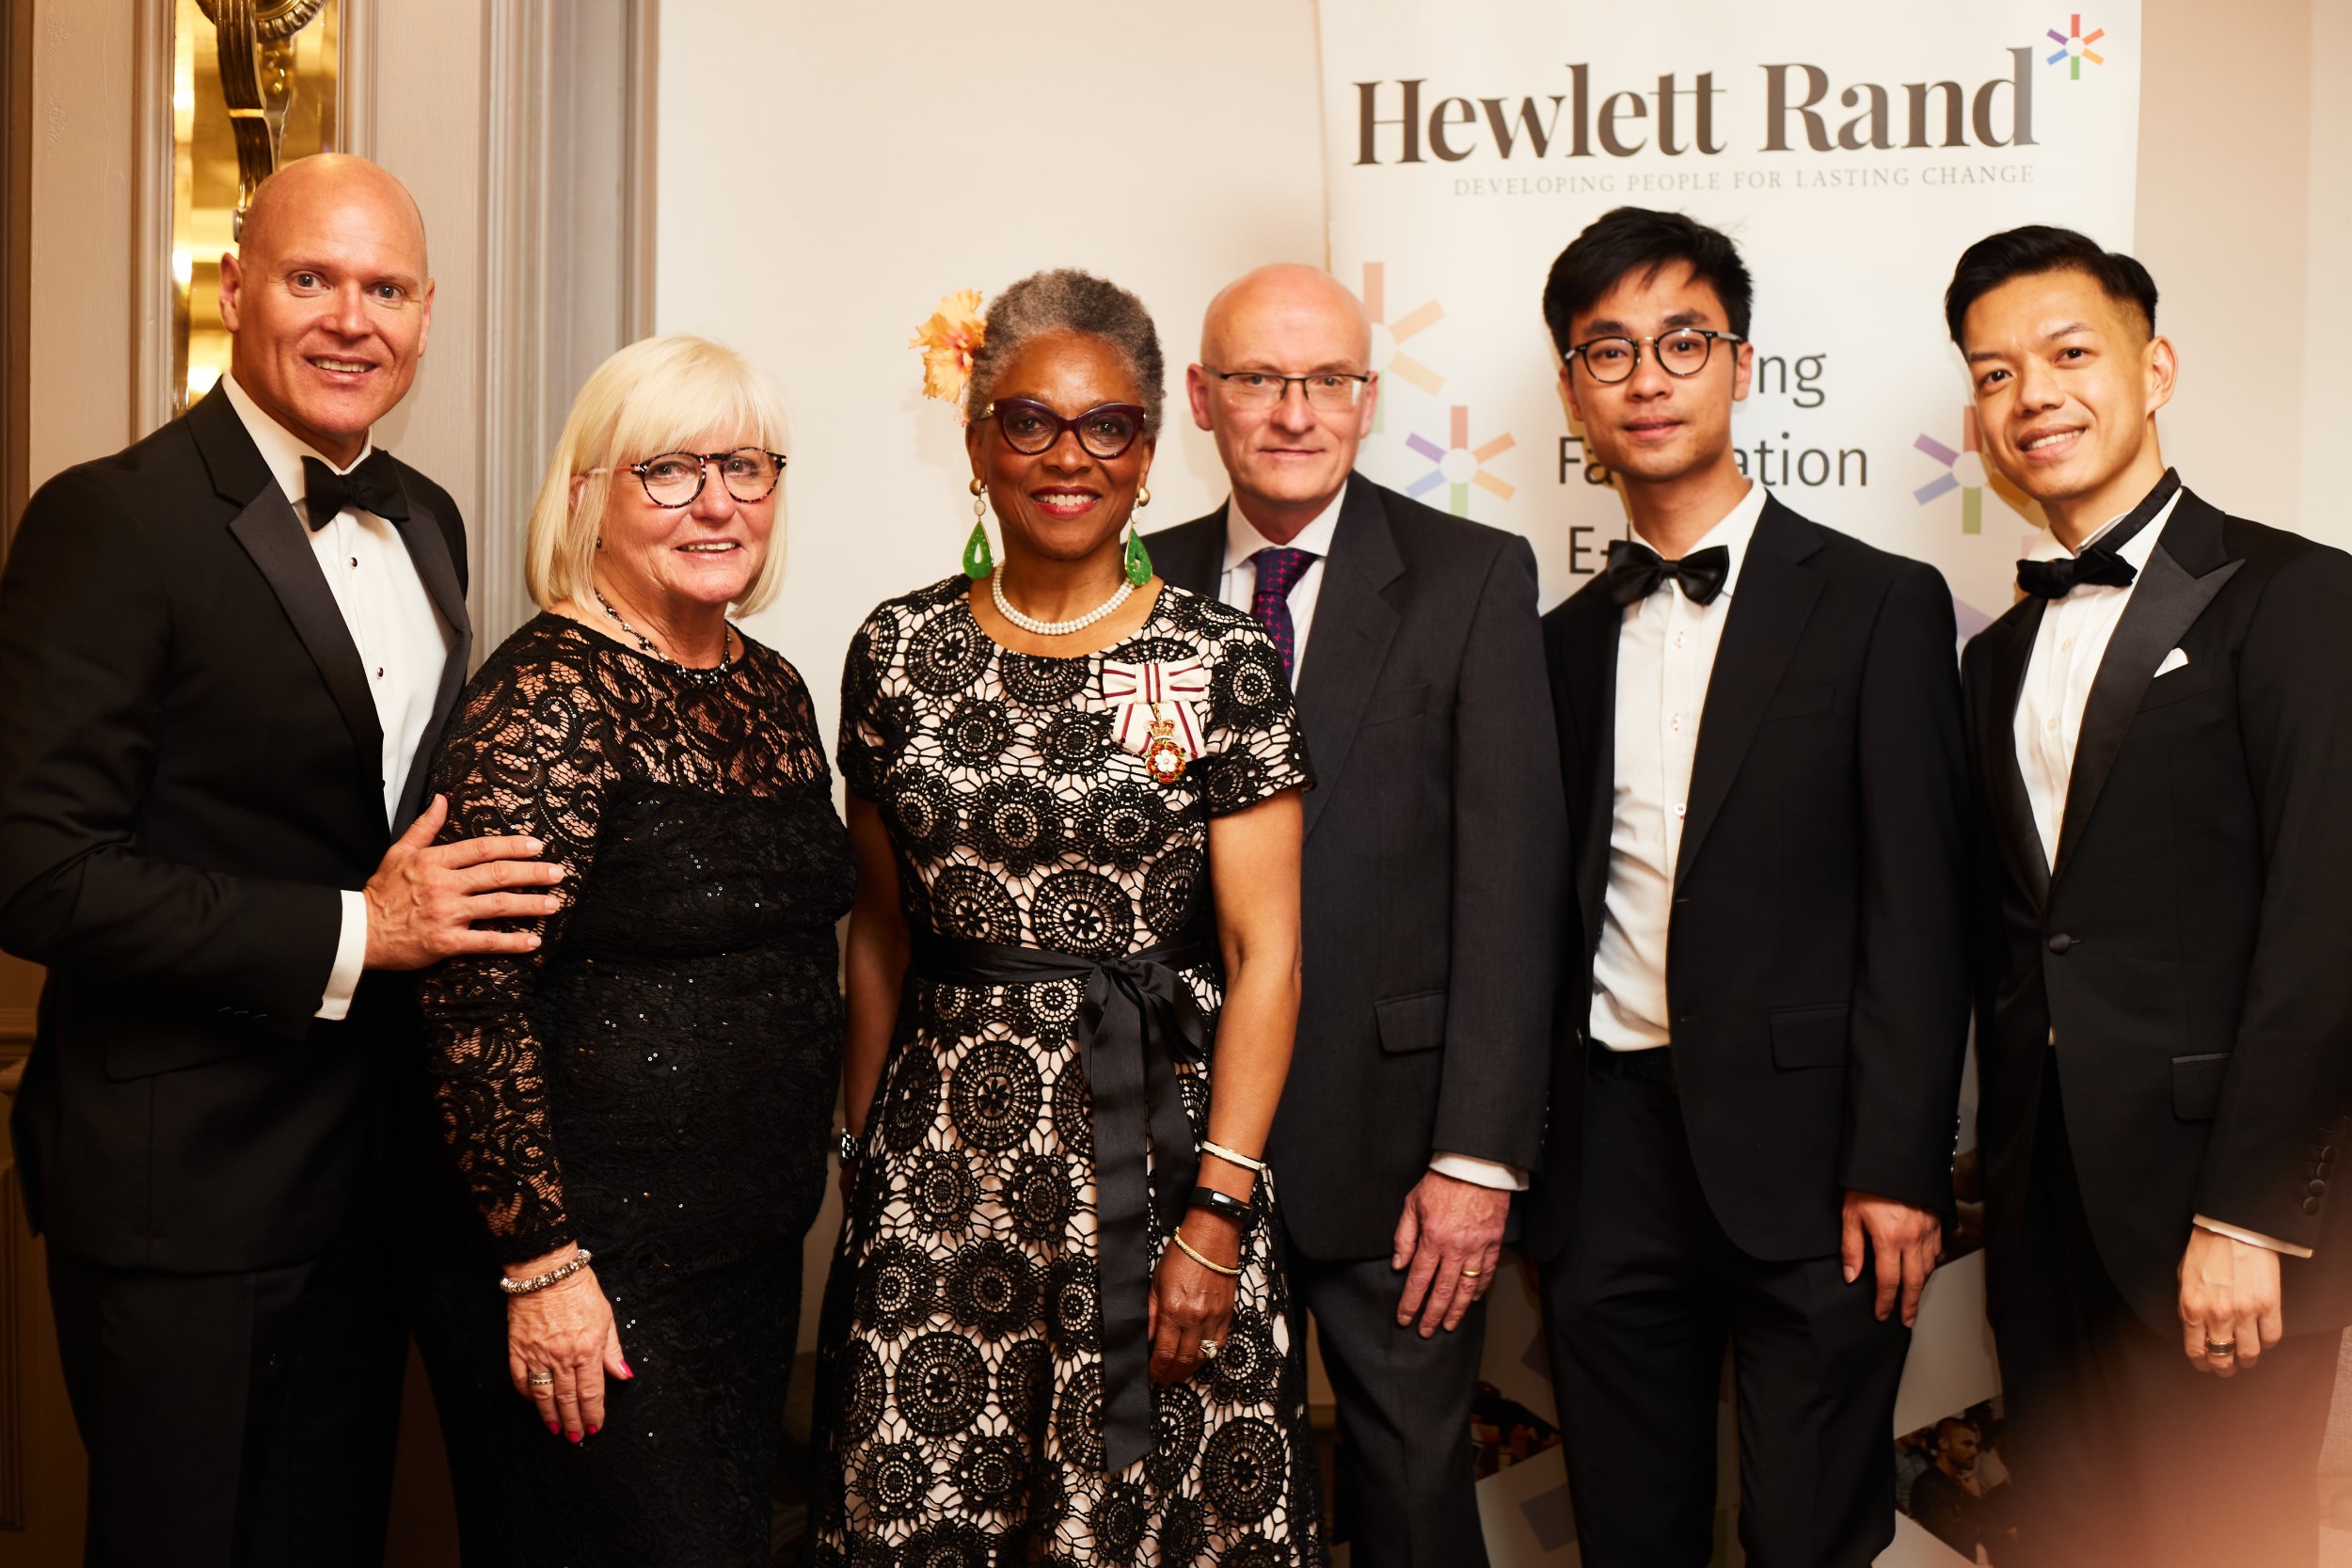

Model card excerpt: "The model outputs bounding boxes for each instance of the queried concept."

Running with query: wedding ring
[1461,1266,1482,1278]
[1199,1339,1220,1359]
[2205,1339,2238,1357]
[528,1372,555,1387]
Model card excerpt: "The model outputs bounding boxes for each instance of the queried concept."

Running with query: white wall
[656,0,1327,746]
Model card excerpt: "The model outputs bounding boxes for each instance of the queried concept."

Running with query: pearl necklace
[990,564,1134,637]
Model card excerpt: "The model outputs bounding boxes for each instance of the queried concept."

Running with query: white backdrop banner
[1316,5,2143,1562]
[1318,0,2144,631]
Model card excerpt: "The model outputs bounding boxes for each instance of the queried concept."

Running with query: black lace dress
[811,579,1327,1567]
[410,614,854,1567]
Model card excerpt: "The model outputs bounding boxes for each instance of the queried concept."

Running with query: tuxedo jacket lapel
[1979,601,2052,910]
[1677,500,1826,893]
[1292,483,1401,839]
[189,390,385,799]
[2051,494,2242,885]
[390,473,471,829]
[1557,586,1621,961]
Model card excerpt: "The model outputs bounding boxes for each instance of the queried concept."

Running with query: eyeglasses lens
[1657,331,1714,375]
[716,449,783,500]
[640,454,705,505]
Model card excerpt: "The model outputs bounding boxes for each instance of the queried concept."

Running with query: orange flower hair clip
[910,290,985,413]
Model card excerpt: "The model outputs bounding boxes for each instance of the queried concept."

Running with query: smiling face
[594,432,775,618]
[217,155,434,467]
[1188,265,1375,538]
[1557,260,1752,491]
[966,331,1152,567]
[1961,268,2175,534]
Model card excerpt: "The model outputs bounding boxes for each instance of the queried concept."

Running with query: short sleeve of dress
[837,604,898,801]
[1194,604,1314,816]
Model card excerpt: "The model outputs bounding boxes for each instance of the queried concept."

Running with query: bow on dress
[1101,657,1209,764]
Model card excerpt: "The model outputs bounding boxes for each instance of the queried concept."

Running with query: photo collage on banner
[1315,4,2142,1563]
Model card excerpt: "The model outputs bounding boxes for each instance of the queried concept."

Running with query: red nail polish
[586,1425,599,1436]
[546,1421,561,1434]
[567,1431,582,1445]
[620,1361,635,1379]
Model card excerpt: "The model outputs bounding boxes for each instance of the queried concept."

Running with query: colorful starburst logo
[2045,14,2106,79]
[1914,409,1990,534]
[1405,406,1515,517]
[1362,261,1445,435]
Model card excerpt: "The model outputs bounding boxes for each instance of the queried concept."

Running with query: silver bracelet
[1199,1139,1267,1174]
[499,1247,594,1296]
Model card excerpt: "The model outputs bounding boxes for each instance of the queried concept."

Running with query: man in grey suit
[1150,264,1566,1565]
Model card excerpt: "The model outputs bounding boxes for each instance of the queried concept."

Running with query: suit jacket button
[2046,933,2074,955]
[2307,1198,2325,1216]
[2312,1180,2328,1197]
[253,1012,271,1024]
[215,1005,232,1018]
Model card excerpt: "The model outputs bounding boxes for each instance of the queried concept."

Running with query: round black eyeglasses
[1567,329,1744,384]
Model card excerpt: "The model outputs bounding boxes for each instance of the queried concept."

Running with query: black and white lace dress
[410,613,854,1567]
[811,578,1327,1567]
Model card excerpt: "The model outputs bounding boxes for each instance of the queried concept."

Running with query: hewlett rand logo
[1352,49,2040,165]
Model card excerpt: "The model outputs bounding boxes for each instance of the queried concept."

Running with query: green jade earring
[1123,486,1152,587]
[963,477,993,579]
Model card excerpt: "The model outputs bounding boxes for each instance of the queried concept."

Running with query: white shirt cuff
[1429,1151,1530,1193]
[314,890,368,1022]
[2193,1214,2315,1259]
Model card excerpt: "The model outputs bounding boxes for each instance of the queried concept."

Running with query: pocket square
[2154,647,2189,677]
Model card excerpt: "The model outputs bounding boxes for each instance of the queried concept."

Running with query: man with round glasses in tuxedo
[1520,206,1974,1568]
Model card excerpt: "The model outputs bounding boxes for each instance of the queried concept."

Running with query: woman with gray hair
[813,269,1327,1563]
[408,334,854,1563]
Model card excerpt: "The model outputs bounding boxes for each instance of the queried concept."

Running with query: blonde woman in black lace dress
[813,271,1327,1566]
[410,335,854,1565]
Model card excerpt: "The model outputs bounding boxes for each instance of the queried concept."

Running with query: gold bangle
[1170,1229,1244,1278]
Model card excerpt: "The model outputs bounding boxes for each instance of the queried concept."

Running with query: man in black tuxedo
[1950,226,2352,1568]
[1520,208,1973,1568]
[0,156,562,1565]
[1150,263,1565,1566]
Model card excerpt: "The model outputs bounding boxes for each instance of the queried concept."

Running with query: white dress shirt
[1216,481,1524,1194]
[2011,489,2178,870]
[2010,485,2300,1257]
[222,374,453,1021]
[1589,482,1769,1052]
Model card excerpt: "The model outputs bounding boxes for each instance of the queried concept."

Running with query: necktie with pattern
[1249,546,1316,685]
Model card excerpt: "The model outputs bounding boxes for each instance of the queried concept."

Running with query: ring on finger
[1200,1338,1219,1359]
[2204,1338,2238,1357]
[528,1370,555,1387]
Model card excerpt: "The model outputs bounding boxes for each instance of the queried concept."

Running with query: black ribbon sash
[909,924,1220,1474]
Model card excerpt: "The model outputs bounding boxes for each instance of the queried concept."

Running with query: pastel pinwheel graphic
[1406,406,1516,518]
[2046,14,2106,79]
[1914,408,1990,535]
[1362,261,1444,433]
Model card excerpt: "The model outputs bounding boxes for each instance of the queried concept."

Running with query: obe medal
[1142,705,1190,785]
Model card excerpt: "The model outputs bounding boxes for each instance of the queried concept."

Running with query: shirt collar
[220,372,377,517]
[2074,487,2180,575]
[1629,480,1767,600]
[1223,478,1348,573]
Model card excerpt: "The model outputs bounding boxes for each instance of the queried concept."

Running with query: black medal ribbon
[909,921,1220,1474]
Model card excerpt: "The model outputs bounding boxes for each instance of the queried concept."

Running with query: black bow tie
[1605,540,1731,608]
[300,452,408,529]
[2015,467,2181,600]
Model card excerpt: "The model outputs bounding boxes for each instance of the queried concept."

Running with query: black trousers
[1283,1233,1490,1567]
[1994,1060,2338,1568]
[47,1229,407,1568]
[1536,1047,1911,1568]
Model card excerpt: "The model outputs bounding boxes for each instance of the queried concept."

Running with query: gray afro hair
[963,268,1167,435]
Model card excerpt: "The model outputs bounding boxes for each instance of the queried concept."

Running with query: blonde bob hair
[525,334,791,615]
